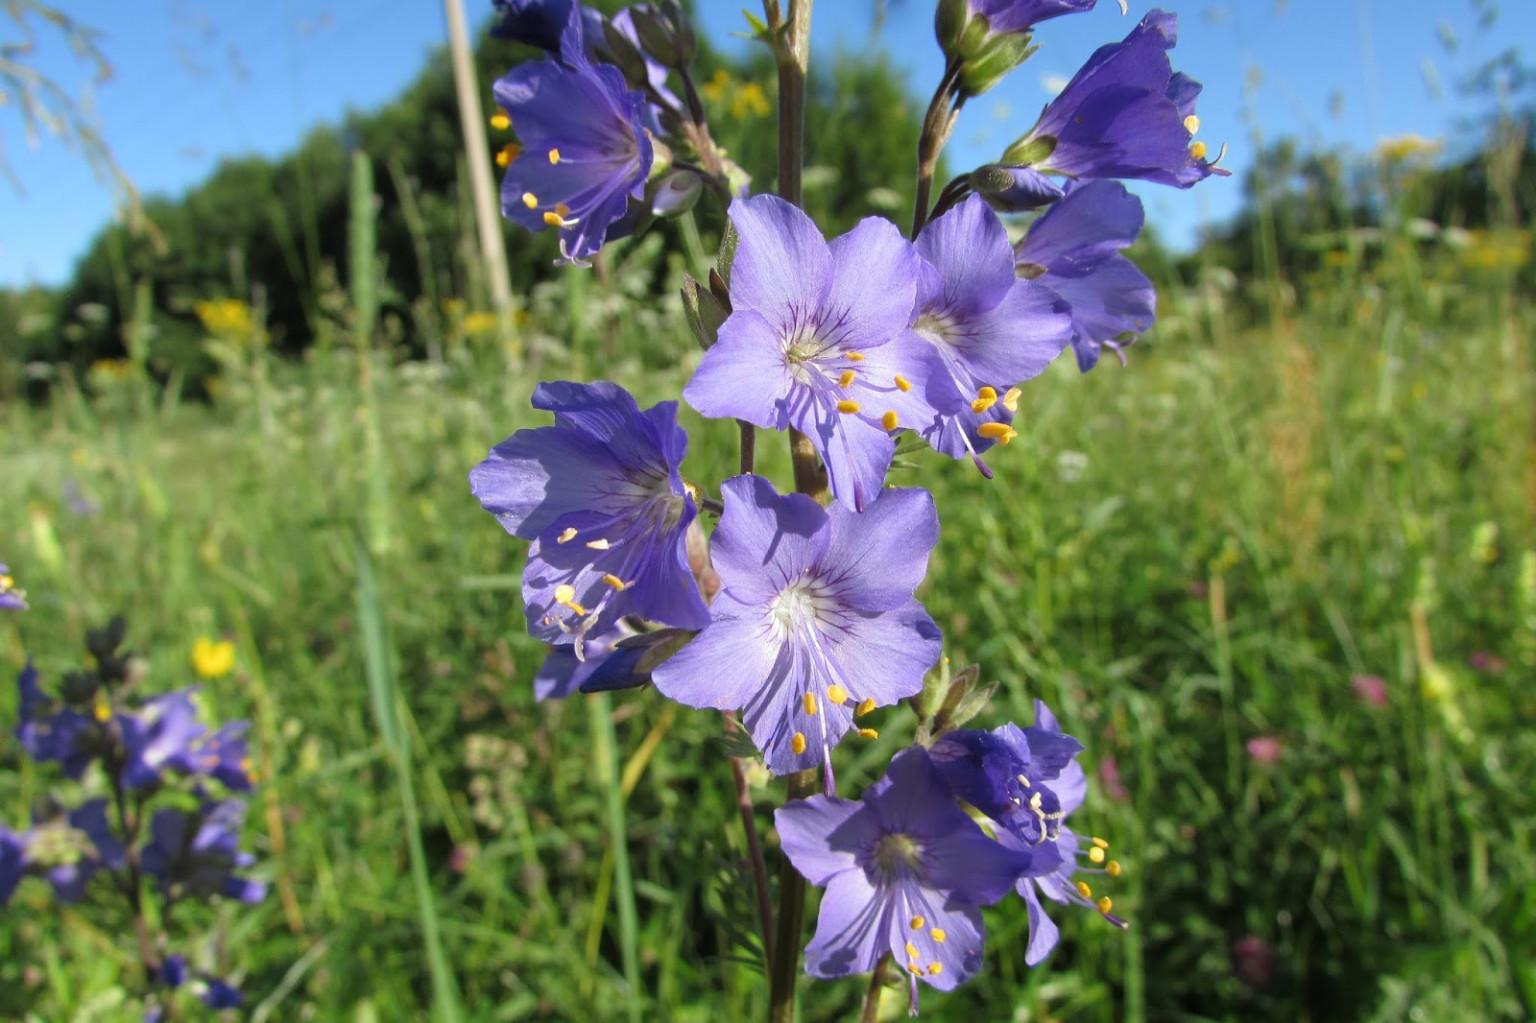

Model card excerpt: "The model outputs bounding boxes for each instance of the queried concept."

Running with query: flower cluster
[475,0,1215,1011]
[2,617,264,1016]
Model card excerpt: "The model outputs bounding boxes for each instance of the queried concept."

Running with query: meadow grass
[2,234,1534,1022]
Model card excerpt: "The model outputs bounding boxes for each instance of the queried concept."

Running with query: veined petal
[914,196,1015,319]
[775,795,875,885]
[887,882,985,991]
[651,595,784,711]
[724,194,833,328]
[821,600,942,707]
[818,489,939,612]
[683,310,798,430]
[1016,180,1145,274]
[803,869,890,979]
[822,217,920,348]
[1019,873,1063,965]
[709,475,830,605]
[470,426,629,540]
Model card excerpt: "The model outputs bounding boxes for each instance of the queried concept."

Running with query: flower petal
[818,488,939,612]
[709,475,830,606]
[822,216,920,348]
[724,194,832,328]
[683,310,798,430]
[803,869,890,979]
[775,795,876,885]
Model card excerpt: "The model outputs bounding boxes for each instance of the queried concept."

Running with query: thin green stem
[590,691,643,1023]
[911,59,963,237]
[859,956,892,1023]
[768,768,819,1023]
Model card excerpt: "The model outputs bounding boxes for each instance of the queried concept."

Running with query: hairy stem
[911,59,963,237]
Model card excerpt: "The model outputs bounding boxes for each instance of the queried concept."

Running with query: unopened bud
[970,164,1063,212]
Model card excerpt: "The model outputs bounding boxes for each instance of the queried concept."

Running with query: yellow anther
[522,191,539,209]
[976,385,998,403]
[857,727,879,740]
[855,697,876,717]
[1075,881,1093,899]
[601,574,627,591]
[907,962,923,977]
[846,352,865,362]
[1190,140,1209,160]
[1106,860,1123,878]
[1002,386,1022,412]
[543,211,565,228]
[1091,836,1110,849]
[554,201,572,218]
[835,400,861,414]
[930,928,947,943]
[557,527,578,544]
[893,374,912,392]
[803,692,818,716]
[879,410,898,431]
[586,538,611,550]
[1088,846,1106,864]
[838,369,856,388]
[490,110,511,130]
[1097,896,1114,914]
[1017,773,1031,787]
[791,732,807,755]
[495,143,520,168]
[977,422,1017,444]
[548,147,561,165]
[927,962,943,976]
[0,575,11,589]
[905,942,919,959]
[93,697,112,723]
[1184,114,1201,135]
[826,685,849,705]
[909,916,925,930]
[554,585,576,603]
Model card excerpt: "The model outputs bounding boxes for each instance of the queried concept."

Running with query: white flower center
[770,577,832,636]
[913,311,960,347]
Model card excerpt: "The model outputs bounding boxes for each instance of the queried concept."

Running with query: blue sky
[0,0,1527,287]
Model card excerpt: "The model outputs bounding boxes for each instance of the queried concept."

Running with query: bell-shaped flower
[775,747,1032,1000]
[683,195,926,510]
[1014,180,1155,371]
[470,381,709,650]
[653,475,942,784]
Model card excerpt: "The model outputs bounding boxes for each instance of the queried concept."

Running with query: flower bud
[969,163,1063,211]
[599,19,652,88]
[999,133,1058,169]
[629,2,695,69]
[649,169,702,217]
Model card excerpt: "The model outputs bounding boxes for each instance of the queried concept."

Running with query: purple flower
[903,195,1071,469]
[930,701,1125,965]
[775,748,1031,995]
[968,0,1097,35]
[14,662,98,777]
[160,955,244,1009]
[1246,736,1283,764]
[493,11,654,263]
[532,622,652,699]
[0,826,26,905]
[653,475,942,782]
[611,5,684,121]
[1014,180,1156,372]
[141,798,266,904]
[470,381,709,649]
[14,799,128,903]
[121,690,207,789]
[969,164,1064,212]
[0,563,26,610]
[683,194,925,511]
[1005,10,1219,188]
[491,0,576,51]
[189,722,255,792]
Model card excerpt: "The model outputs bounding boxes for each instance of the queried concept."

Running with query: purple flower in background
[190,722,255,792]
[1246,736,1283,764]
[903,195,1071,470]
[141,799,266,904]
[38,799,127,902]
[0,563,26,610]
[160,955,245,1009]
[931,701,1125,964]
[470,381,708,650]
[684,194,925,510]
[1005,10,1220,188]
[775,748,1031,997]
[490,0,576,51]
[532,622,661,699]
[121,690,207,789]
[968,0,1097,35]
[14,662,98,777]
[1,827,26,905]
[1015,180,1156,371]
[493,12,654,263]
[654,476,942,782]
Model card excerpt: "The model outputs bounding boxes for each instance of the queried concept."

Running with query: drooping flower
[141,799,266,904]
[0,827,26,905]
[190,637,236,680]
[0,563,26,610]
[490,0,577,52]
[532,622,652,700]
[684,195,926,510]
[469,380,709,649]
[120,690,207,790]
[1001,10,1221,188]
[19,799,127,903]
[775,747,1031,997]
[968,164,1064,212]
[929,700,1126,965]
[903,195,1072,470]
[1014,180,1156,371]
[493,11,655,263]
[14,661,99,778]
[653,475,942,782]
[966,0,1097,35]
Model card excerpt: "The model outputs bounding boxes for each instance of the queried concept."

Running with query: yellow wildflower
[191,637,237,680]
